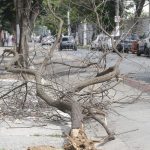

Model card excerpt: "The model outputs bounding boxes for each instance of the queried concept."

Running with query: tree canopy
[0,0,15,33]
[0,0,147,34]
[36,0,118,34]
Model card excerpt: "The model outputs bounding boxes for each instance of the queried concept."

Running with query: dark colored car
[59,36,77,51]
[137,33,150,56]
[117,34,139,53]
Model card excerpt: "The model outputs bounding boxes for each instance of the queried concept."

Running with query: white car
[91,33,112,51]
[31,35,40,43]
[41,36,55,45]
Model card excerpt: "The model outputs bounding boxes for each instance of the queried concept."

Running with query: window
[62,37,69,41]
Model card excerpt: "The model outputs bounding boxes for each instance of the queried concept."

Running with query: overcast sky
[143,2,149,12]
[127,1,149,14]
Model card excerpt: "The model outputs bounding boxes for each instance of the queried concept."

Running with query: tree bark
[29,0,40,33]
[133,0,146,33]
[15,0,40,67]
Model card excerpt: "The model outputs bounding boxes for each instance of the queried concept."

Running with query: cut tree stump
[64,128,96,150]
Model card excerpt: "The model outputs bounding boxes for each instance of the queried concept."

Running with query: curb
[124,77,150,94]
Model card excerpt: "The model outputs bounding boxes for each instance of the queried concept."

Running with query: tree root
[64,127,96,150]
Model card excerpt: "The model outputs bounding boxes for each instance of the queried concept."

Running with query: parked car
[117,33,139,53]
[41,36,55,45]
[90,33,112,51]
[90,34,103,50]
[31,34,41,43]
[130,34,140,53]
[137,33,150,56]
[59,36,77,51]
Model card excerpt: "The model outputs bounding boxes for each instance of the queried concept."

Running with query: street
[0,46,150,84]
[53,48,150,83]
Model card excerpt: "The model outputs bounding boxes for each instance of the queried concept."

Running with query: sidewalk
[100,81,150,150]
[0,80,150,150]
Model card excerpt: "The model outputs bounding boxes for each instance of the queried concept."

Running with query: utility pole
[115,0,120,36]
[149,0,150,30]
[83,19,87,46]
[67,10,71,36]
[67,0,71,36]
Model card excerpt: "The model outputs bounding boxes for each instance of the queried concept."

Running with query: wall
[77,23,94,45]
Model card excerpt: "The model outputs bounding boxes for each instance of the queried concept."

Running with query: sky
[126,1,149,15]
[143,2,149,13]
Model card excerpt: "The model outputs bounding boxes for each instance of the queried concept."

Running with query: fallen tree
[0,0,124,149]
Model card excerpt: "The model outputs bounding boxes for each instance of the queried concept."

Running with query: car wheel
[98,48,101,51]
[147,46,150,57]
[90,45,94,50]
[124,48,128,53]
[73,45,77,51]
[137,50,141,56]
[144,47,147,55]
[145,47,149,56]
[117,44,123,52]
[124,48,129,53]
[59,46,62,51]
[148,50,150,57]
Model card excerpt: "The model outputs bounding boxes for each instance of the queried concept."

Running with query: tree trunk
[15,0,39,67]
[29,0,40,38]
[133,0,146,33]
[19,13,29,67]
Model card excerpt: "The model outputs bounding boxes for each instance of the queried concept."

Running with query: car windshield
[131,34,139,40]
[114,36,119,40]
[62,37,69,41]
[121,34,139,41]
[125,36,131,40]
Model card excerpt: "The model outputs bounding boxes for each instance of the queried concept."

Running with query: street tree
[133,0,146,17]
[13,0,42,66]
[132,0,146,32]
[36,0,119,35]
[0,0,15,33]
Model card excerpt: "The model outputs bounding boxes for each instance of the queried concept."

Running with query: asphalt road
[0,46,150,83]
[53,48,150,83]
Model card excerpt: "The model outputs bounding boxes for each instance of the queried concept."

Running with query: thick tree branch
[74,66,119,92]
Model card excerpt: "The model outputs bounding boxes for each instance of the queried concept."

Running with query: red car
[131,41,139,53]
